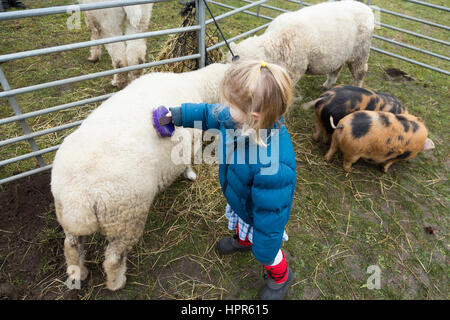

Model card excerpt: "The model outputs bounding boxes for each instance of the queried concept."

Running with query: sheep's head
[225,36,266,63]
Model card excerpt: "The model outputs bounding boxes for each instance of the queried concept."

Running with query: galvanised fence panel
[0,0,204,184]
[0,0,448,185]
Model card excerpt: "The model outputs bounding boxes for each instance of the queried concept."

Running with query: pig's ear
[422,138,435,151]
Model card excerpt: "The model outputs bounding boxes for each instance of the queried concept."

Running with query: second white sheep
[227,1,375,91]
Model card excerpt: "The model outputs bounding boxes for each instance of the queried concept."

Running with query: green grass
[0,0,449,299]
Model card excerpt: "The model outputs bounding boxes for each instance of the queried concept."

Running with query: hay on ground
[152,2,224,73]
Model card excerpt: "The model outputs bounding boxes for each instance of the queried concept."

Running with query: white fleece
[51,63,230,290]
[78,0,154,88]
[227,1,375,89]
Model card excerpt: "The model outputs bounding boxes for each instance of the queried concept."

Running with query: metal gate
[0,0,448,185]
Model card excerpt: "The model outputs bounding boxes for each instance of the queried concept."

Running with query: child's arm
[169,103,230,131]
[250,163,296,265]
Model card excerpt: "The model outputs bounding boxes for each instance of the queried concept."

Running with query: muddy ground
[0,172,64,299]
[0,171,233,300]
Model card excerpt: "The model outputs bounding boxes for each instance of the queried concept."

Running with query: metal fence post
[196,0,206,68]
[0,66,46,168]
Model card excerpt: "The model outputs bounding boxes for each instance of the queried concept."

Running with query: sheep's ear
[422,138,435,151]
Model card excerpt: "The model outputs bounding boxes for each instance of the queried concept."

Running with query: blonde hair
[219,60,292,145]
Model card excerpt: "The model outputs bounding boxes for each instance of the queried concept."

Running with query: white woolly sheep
[78,0,153,89]
[227,1,375,95]
[51,63,230,291]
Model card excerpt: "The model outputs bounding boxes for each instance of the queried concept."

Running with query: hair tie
[261,61,267,68]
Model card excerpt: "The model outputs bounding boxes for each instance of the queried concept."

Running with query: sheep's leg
[83,13,102,62]
[290,66,307,104]
[88,36,103,63]
[291,89,304,109]
[125,39,147,82]
[291,95,303,106]
[86,8,128,88]
[184,165,197,181]
[348,61,368,88]
[349,36,371,87]
[102,202,148,291]
[104,40,129,89]
[322,66,343,90]
[124,4,153,82]
[64,233,88,282]
[103,237,130,291]
[97,17,128,89]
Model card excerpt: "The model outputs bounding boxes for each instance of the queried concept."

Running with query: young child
[164,60,297,300]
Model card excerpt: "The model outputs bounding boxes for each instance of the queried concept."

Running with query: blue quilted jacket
[169,103,297,265]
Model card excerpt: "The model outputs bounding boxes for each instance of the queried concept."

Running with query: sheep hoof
[292,96,303,105]
[87,56,99,63]
[111,76,128,90]
[111,79,126,89]
[184,167,197,181]
[80,266,89,281]
[67,265,88,281]
[107,275,126,291]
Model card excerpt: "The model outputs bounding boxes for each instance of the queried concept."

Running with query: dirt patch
[0,171,227,300]
[301,285,321,300]
[155,256,221,299]
[0,171,66,299]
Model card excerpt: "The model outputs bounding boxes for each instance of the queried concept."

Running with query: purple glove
[152,106,175,138]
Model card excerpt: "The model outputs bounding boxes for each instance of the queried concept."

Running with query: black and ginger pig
[303,86,406,144]
[325,111,434,172]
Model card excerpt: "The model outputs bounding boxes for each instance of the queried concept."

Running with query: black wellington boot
[259,267,294,300]
[217,234,252,255]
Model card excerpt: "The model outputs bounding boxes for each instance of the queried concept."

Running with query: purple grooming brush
[152,106,175,138]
